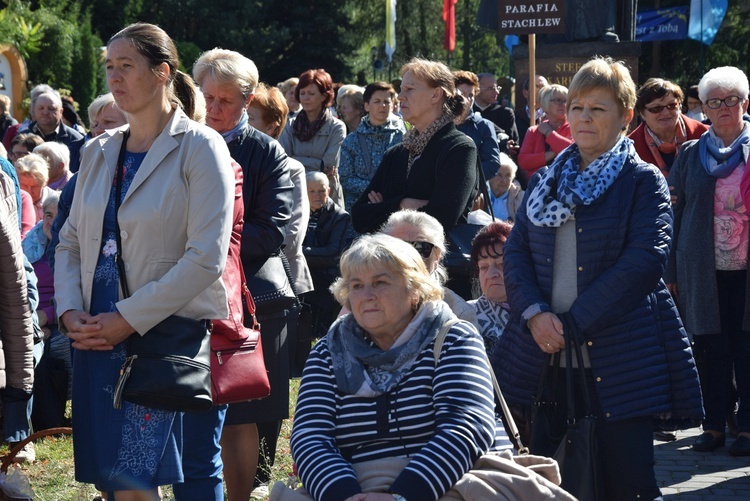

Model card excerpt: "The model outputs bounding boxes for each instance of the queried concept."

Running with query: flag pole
[529,34,536,120]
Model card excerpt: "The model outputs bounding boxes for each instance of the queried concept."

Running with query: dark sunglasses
[645,102,679,114]
[407,241,435,259]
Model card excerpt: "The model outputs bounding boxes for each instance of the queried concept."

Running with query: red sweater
[518,121,573,178]
[629,115,708,178]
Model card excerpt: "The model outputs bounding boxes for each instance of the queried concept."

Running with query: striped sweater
[290,320,511,501]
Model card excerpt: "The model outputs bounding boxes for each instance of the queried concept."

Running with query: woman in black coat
[351,58,477,236]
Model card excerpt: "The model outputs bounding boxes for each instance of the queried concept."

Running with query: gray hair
[193,48,259,98]
[34,142,70,170]
[698,66,750,102]
[330,233,443,310]
[498,152,518,179]
[305,171,329,187]
[30,84,55,108]
[42,190,60,213]
[380,209,448,285]
[15,153,49,186]
[34,90,63,110]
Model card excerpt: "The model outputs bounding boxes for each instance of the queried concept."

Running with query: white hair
[698,66,750,102]
[305,171,329,187]
[34,141,69,170]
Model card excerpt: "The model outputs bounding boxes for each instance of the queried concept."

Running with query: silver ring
[545,343,551,348]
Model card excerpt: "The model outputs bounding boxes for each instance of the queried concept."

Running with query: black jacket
[228,124,293,266]
[303,198,350,288]
[473,102,519,143]
[351,123,478,234]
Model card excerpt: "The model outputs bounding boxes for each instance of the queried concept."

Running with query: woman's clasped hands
[61,310,136,350]
[529,311,565,353]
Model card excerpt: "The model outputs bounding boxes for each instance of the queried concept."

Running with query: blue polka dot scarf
[526,135,632,227]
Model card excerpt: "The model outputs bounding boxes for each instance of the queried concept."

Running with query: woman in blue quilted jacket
[493,57,703,500]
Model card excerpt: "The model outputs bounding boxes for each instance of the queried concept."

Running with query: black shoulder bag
[112,130,214,412]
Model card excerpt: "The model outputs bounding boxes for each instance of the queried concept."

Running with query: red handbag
[210,271,271,405]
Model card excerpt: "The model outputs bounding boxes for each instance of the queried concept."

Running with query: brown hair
[364,82,396,103]
[295,69,335,108]
[400,58,468,118]
[11,133,44,153]
[109,23,199,119]
[453,70,480,93]
[470,221,513,277]
[250,83,289,139]
[635,78,684,115]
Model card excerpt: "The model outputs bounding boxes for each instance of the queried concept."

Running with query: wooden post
[529,34,536,122]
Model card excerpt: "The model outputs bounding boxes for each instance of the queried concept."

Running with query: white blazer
[55,108,235,334]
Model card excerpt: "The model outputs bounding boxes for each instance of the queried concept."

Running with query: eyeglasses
[407,241,435,259]
[481,85,499,91]
[704,95,742,109]
[549,98,566,105]
[9,150,28,161]
[645,102,679,114]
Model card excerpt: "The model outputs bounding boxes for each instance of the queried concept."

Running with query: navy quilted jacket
[492,152,703,424]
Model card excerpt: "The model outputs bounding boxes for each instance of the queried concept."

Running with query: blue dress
[72,151,183,491]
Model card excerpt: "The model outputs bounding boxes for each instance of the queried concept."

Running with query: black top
[351,122,478,234]
[473,102,519,143]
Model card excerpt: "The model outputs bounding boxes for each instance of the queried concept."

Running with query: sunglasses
[407,241,435,259]
[645,102,679,114]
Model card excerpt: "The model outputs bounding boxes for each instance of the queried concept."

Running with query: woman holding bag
[493,57,703,500]
[55,23,234,500]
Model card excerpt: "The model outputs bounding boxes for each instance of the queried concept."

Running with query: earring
[621,125,627,131]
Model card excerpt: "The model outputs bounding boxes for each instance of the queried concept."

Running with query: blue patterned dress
[72,151,183,491]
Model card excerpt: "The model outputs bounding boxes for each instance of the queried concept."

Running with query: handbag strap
[433,319,529,454]
[114,130,131,300]
[357,133,373,172]
[237,259,260,330]
[533,352,560,409]
[474,156,495,220]
[562,317,594,420]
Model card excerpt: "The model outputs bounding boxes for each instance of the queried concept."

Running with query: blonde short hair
[15,153,49,186]
[539,84,569,111]
[193,48,259,98]
[568,56,636,113]
[330,234,443,309]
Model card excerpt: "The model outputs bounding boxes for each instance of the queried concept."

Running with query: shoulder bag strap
[433,318,528,454]
[357,133,373,172]
[114,130,131,299]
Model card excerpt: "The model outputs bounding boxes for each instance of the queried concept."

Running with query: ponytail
[445,93,469,121]
[172,70,199,121]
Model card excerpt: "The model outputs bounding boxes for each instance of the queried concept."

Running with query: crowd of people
[0,18,747,501]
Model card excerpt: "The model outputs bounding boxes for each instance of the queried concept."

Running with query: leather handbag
[553,316,602,501]
[210,267,271,405]
[529,352,564,457]
[112,130,214,413]
[246,253,298,315]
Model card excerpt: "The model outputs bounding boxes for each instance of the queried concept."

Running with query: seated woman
[22,192,72,431]
[284,234,511,500]
[468,221,513,355]
[487,152,524,222]
[381,209,476,324]
[517,84,573,179]
[302,171,350,337]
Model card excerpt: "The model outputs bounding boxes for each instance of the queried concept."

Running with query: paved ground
[655,427,750,499]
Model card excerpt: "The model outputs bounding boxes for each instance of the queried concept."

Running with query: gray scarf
[328,301,455,396]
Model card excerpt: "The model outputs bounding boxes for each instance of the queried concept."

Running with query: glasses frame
[644,102,680,114]
[704,95,742,110]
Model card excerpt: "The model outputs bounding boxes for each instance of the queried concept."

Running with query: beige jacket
[283,158,313,294]
[55,108,234,334]
[0,170,34,391]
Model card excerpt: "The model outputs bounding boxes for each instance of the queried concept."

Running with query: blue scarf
[327,300,454,396]
[221,111,248,144]
[526,135,633,228]
[699,123,750,178]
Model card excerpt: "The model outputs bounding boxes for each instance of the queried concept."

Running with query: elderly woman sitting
[15,152,52,223]
[469,221,513,355]
[284,234,511,501]
[381,209,476,324]
[487,152,524,222]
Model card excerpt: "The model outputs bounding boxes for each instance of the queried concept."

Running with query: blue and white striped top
[290,320,512,501]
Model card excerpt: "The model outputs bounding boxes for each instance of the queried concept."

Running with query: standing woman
[279,69,346,207]
[630,78,708,178]
[55,23,234,500]
[192,49,294,499]
[668,66,750,456]
[338,82,404,217]
[495,57,703,498]
[517,84,573,179]
[350,58,478,235]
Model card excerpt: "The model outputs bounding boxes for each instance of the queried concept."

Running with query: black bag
[443,157,494,294]
[246,254,298,315]
[529,352,564,457]
[111,130,214,413]
[554,317,602,501]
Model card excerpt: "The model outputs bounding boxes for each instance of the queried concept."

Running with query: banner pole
[529,33,536,122]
